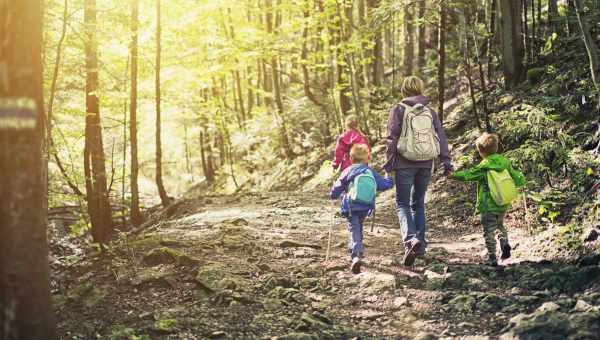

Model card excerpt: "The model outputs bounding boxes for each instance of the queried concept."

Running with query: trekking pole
[522,191,532,234]
[326,199,335,262]
[326,175,338,263]
[370,207,376,233]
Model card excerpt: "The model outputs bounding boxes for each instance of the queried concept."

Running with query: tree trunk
[0,0,57,338]
[548,0,558,32]
[574,0,600,88]
[522,0,530,64]
[246,68,254,118]
[266,0,293,158]
[500,0,525,88]
[488,0,497,81]
[155,0,169,208]
[84,0,113,243]
[368,0,384,86]
[437,0,447,122]
[47,0,68,156]
[129,0,143,226]
[338,0,352,115]
[301,3,324,107]
[531,0,536,59]
[403,0,415,76]
[567,0,577,35]
[417,0,427,70]
[462,8,483,130]
[537,0,541,37]
[200,129,215,182]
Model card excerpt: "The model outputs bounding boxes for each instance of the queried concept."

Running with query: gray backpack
[396,103,440,161]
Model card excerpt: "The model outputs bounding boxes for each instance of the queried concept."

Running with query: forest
[1,0,600,338]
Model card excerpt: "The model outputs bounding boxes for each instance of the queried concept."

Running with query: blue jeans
[395,168,431,249]
[347,211,368,259]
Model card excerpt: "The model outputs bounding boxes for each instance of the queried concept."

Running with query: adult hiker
[332,114,370,172]
[383,76,453,266]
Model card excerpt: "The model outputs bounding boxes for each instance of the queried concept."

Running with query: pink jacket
[332,129,369,171]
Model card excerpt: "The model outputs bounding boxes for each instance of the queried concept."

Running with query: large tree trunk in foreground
[84,0,113,244]
[500,0,525,89]
[0,0,57,338]
[130,0,143,226]
[574,0,600,88]
[155,0,170,207]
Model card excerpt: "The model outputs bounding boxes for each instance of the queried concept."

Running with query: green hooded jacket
[452,153,527,214]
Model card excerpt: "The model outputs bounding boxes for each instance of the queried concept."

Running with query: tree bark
[522,0,530,64]
[500,0,525,88]
[462,8,482,130]
[403,0,415,76]
[437,0,447,122]
[338,0,352,115]
[567,0,577,35]
[129,0,143,226]
[417,0,427,70]
[155,0,169,207]
[368,0,384,86]
[47,0,68,155]
[531,0,536,59]
[574,0,600,88]
[199,129,215,182]
[548,0,558,32]
[0,0,57,338]
[266,0,293,158]
[488,0,497,81]
[84,0,113,244]
[301,3,324,107]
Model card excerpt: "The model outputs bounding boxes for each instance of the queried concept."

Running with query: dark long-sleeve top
[383,95,452,173]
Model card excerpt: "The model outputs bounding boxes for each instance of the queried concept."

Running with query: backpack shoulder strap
[398,103,413,137]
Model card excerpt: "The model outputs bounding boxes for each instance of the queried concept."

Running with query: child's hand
[443,164,454,177]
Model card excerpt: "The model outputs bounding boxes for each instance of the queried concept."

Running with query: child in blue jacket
[330,144,394,273]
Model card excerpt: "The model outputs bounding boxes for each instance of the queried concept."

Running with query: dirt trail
[55,176,600,339]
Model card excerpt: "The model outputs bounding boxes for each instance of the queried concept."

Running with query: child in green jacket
[451,133,526,266]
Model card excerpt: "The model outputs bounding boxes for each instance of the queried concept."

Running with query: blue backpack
[348,169,377,205]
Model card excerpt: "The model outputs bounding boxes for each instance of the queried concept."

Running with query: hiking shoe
[350,257,362,274]
[403,239,422,267]
[501,244,512,260]
[485,258,498,267]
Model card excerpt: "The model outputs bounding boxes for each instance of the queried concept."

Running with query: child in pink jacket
[332,115,370,172]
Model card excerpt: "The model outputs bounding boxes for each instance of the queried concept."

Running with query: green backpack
[487,169,519,206]
[348,170,377,205]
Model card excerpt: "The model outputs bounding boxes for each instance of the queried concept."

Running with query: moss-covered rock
[196,263,249,292]
[448,294,477,313]
[142,246,199,267]
[527,67,546,84]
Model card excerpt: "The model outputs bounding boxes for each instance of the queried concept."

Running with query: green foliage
[154,318,178,333]
[501,104,574,185]
[109,325,150,340]
[69,217,90,237]
[527,67,546,84]
[557,224,584,251]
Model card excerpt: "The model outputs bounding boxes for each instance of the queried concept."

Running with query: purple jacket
[332,128,370,172]
[383,95,452,173]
